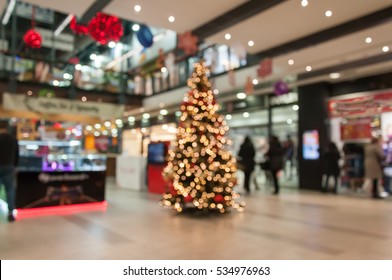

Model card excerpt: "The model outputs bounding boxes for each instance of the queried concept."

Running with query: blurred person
[364,137,385,199]
[322,142,341,193]
[238,136,256,194]
[0,120,19,222]
[283,135,295,179]
[265,136,284,195]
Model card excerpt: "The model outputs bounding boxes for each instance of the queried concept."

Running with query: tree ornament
[88,13,123,45]
[214,194,224,203]
[177,31,198,55]
[137,25,154,48]
[24,29,42,49]
[70,16,88,35]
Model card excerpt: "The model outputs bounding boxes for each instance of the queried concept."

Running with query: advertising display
[340,118,373,141]
[16,171,106,209]
[302,130,319,160]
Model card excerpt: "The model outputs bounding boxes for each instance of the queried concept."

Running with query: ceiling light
[325,10,332,17]
[159,103,165,108]
[248,40,254,47]
[104,121,111,127]
[94,131,100,137]
[81,96,87,102]
[90,54,97,60]
[94,124,101,129]
[160,109,168,115]
[111,128,118,134]
[143,113,150,119]
[252,79,259,85]
[115,119,123,125]
[236,92,247,99]
[86,125,92,131]
[226,114,232,120]
[102,130,108,136]
[306,66,312,72]
[382,46,389,52]
[213,89,219,95]
[329,72,341,79]
[365,37,372,44]
[301,0,308,7]
[162,124,168,130]
[243,112,249,118]
[27,90,33,96]
[53,80,59,86]
[139,107,145,113]
[2,0,16,25]
[288,59,294,65]
[225,33,231,40]
[75,64,82,71]
[108,41,116,48]
[128,116,135,122]
[168,16,175,23]
[292,105,299,111]
[132,24,140,31]
[134,5,142,13]
[287,119,293,124]
[161,67,167,73]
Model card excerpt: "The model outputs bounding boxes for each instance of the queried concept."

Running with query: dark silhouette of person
[283,135,295,179]
[322,142,341,193]
[266,136,284,195]
[238,136,256,193]
[0,120,19,222]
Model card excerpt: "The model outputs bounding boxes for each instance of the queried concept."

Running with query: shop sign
[3,92,125,119]
[269,92,298,106]
[16,171,106,209]
[329,91,392,118]
[35,27,74,52]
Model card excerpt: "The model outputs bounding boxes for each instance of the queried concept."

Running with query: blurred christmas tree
[162,61,244,213]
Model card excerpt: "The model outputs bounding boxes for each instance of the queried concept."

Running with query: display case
[16,140,107,210]
[18,140,106,172]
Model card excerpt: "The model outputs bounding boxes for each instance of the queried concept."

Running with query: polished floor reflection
[1,180,392,260]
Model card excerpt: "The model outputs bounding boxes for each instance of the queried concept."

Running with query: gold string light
[161,61,244,213]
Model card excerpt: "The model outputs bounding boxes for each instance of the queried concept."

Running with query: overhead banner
[3,92,125,119]
[328,91,392,118]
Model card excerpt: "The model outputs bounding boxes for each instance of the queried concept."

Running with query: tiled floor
[1,180,392,260]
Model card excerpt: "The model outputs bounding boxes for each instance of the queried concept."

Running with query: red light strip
[15,201,108,220]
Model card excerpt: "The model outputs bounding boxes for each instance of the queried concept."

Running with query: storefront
[328,89,392,193]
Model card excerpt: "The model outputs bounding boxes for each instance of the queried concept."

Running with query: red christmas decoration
[257,58,273,79]
[70,16,88,35]
[23,29,42,49]
[214,194,224,203]
[184,195,193,203]
[88,13,123,45]
[177,31,198,55]
[68,57,80,64]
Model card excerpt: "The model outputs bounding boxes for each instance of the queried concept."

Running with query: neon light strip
[15,201,108,219]
[2,0,16,25]
[54,14,74,37]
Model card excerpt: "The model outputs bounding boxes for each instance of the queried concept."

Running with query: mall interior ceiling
[1,0,392,115]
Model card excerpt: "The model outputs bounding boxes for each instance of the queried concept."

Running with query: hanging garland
[88,12,123,45]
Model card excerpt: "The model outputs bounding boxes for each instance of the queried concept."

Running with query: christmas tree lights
[162,61,244,213]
